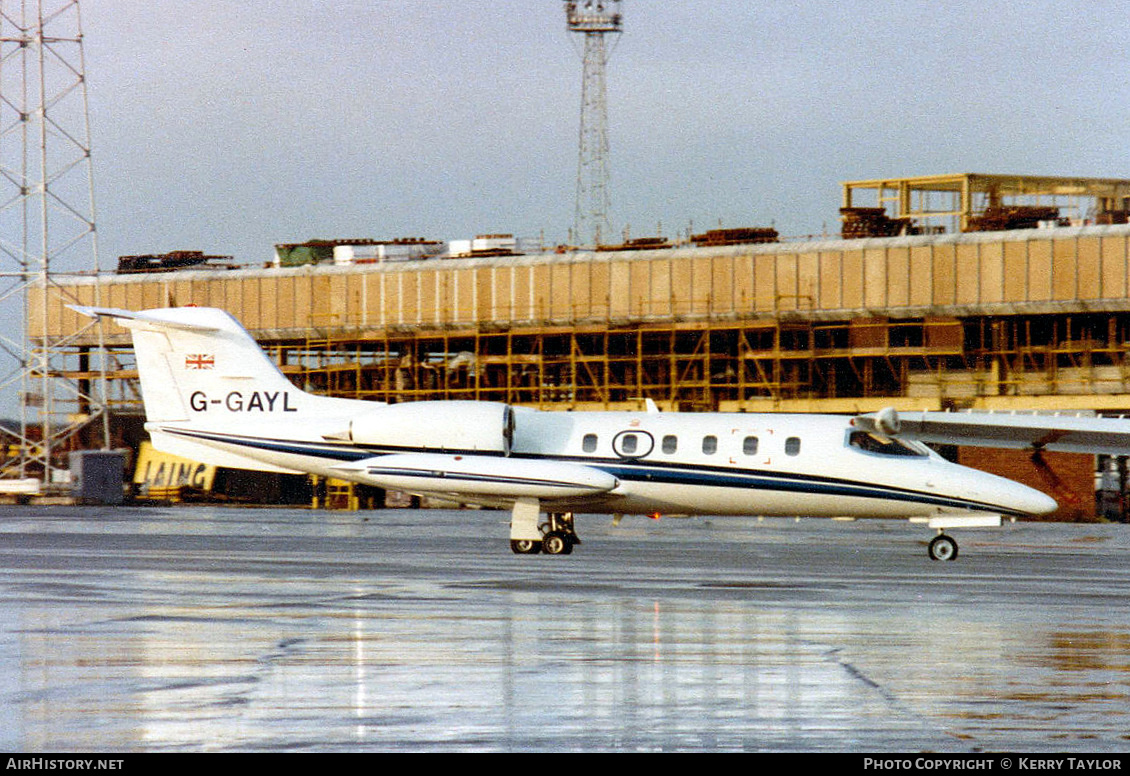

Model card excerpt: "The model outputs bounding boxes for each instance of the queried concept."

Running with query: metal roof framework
[841,173,1130,233]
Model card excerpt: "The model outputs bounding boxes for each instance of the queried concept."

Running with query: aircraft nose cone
[1022,488,1059,517]
[961,469,1058,517]
[1000,480,1058,516]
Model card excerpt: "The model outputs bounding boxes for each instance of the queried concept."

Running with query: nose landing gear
[928,532,958,561]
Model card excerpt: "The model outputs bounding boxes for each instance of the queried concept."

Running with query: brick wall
[956,447,1096,522]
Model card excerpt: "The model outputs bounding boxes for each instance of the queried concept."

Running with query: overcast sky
[77,0,1129,266]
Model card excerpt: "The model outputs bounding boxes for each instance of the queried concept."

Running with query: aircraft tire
[928,534,958,561]
[542,532,573,556]
[510,539,542,555]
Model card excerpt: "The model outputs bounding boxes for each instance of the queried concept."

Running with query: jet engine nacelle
[341,400,515,455]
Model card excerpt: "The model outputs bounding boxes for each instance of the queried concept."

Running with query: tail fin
[72,306,332,423]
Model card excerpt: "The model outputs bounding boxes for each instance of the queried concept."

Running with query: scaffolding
[274,313,1130,418]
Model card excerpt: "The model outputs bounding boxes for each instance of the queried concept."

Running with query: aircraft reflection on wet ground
[0,505,1128,752]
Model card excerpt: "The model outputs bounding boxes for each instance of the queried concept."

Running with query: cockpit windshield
[847,430,928,458]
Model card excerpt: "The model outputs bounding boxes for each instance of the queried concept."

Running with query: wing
[854,408,1130,455]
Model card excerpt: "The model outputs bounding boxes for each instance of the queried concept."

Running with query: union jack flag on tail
[185,353,214,370]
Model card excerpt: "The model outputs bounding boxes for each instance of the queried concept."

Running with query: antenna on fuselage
[630,397,660,413]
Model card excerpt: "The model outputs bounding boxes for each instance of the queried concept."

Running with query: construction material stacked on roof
[1096,210,1130,225]
[446,234,520,258]
[596,237,672,252]
[690,227,779,246]
[840,207,912,239]
[965,206,1066,232]
[116,251,236,274]
[275,239,444,267]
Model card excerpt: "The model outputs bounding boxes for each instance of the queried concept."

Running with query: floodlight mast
[0,0,108,486]
[565,1,622,248]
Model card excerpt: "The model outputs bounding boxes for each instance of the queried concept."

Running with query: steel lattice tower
[0,0,107,485]
[565,1,621,248]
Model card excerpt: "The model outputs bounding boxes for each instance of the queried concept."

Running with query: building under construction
[25,173,1130,517]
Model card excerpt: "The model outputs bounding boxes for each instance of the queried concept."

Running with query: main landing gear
[510,512,579,555]
[928,532,958,561]
[509,498,580,556]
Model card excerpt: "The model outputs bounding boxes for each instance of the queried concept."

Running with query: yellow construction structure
[30,220,1130,418]
[841,173,1130,235]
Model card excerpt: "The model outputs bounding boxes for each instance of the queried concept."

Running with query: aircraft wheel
[510,539,542,555]
[928,534,958,561]
[542,532,573,556]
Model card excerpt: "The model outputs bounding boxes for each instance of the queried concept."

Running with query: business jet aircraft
[74,306,1057,560]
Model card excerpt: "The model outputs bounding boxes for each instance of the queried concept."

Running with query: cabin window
[582,433,598,453]
[662,435,678,454]
[702,435,718,455]
[620,434,638,455]
[785,437,801,456]
[848,431,927,457]
[743,436,759,455]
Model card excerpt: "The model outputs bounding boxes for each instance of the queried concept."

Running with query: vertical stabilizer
[71,306,334,424]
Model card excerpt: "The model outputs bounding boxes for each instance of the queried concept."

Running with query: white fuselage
[152,406,1055,520]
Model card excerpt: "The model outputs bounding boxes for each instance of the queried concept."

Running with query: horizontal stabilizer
[334,453,619,499]
[70,305,221,332]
